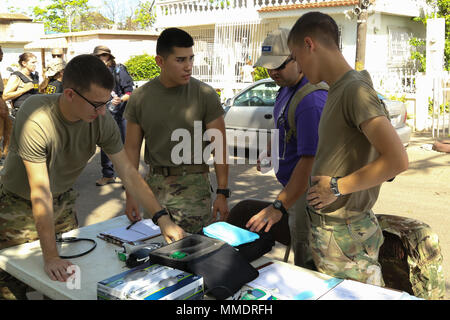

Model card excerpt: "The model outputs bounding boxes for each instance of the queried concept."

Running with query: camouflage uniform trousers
[0,184,79,300]
[144,172,213,234]
[308,208,385,287]
[377,214,445,300]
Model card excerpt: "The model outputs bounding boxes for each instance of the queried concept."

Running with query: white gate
[431,74,450,138]
[183,19,280,92]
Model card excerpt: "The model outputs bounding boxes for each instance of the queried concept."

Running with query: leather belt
[306,206,370,226]
[150,164,209,177]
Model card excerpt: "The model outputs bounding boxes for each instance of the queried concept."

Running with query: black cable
[55,236,97,259]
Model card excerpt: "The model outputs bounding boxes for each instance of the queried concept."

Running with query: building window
[388,26,412,66]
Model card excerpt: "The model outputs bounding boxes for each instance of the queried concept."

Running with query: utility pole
[355,0,370,71]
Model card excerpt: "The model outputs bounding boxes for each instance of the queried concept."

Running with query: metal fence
[182,19,280,93]
[431,75,450,138]
[371,68,417,95]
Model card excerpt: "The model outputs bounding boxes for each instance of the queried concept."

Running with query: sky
[0,0,142,21]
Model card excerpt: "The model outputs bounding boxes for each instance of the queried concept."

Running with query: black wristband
[152,208,169,226]
[272,200,288,215]
[216,188,230,198]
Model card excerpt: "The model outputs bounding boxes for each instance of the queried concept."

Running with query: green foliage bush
[388,94,407,103]
[428,97,450,115]
[124,54,160,81]
[253,67,269,81]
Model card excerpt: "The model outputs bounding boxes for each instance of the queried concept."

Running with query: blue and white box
[97,262,203,300]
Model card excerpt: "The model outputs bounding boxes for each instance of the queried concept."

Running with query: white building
[33,29,160,66]
[0,12,160,81]
[0,13,45,76]
[154,0,429,96]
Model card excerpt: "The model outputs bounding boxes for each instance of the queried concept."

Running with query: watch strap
[330,177,342,197]
[272,200,288,215]
[152,208,169,226]
[216,188,230,198]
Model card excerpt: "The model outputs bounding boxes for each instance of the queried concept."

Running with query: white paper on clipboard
[100,219,161,243]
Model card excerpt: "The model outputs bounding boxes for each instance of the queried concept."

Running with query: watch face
[273,200,281,209]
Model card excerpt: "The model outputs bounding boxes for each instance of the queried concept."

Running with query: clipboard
[97,219,161,246]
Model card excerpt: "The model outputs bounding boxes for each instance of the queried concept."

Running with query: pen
[126,220,138,230]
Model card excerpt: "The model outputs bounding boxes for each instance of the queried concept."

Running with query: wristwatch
[330,177,342,197]
[152,208,169,226]
[216,188,231,198]
[272,200,288,215]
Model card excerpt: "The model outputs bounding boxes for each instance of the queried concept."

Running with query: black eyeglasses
[71,88,112,110]
[274,57,294,72]
[52,54,63,58]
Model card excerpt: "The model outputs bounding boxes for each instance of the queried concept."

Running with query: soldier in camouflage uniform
[0,186,78,299]
[145,172,213,234]
[288,13,409,286]
[124,28,229,233]
[0,55,184,300]
[377,214,445,300]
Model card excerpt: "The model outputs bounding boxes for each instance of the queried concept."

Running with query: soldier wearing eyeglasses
[0,54,185,300]
[246,28,327,269]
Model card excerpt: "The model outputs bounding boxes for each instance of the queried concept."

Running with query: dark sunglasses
[274,57,294,71]
[71,88,112,110]
[52,54,63,58]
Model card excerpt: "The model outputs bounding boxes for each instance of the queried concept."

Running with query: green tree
[253,67,269,81]
[124,54,160,81]
[31,0,91,33]
[410,0,450,71]
[78,11,114,31]
[132,0,157,30]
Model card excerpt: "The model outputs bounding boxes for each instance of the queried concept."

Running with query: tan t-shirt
[1,94,123,200]
[124,77,224,167]
[310,70,389,218]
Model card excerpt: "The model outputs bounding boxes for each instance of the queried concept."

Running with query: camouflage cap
[46,58,66,77]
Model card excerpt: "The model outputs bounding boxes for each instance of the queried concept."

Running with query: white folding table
[0,215,417,300]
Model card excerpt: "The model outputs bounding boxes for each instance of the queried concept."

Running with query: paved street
[1,132,449,299]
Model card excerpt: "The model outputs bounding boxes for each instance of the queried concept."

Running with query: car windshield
[234,82,279,107]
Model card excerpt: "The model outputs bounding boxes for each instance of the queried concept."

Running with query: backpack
[376,214,445,300]
[285,82,329,143]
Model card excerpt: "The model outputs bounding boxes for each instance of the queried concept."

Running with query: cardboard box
[97,262,203,300]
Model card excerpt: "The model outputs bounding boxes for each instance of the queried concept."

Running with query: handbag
[148,234,259,299]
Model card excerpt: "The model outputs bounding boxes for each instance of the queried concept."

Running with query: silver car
[224,79,411,153]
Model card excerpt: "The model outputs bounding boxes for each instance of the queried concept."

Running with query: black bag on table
[148,234,259,299]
